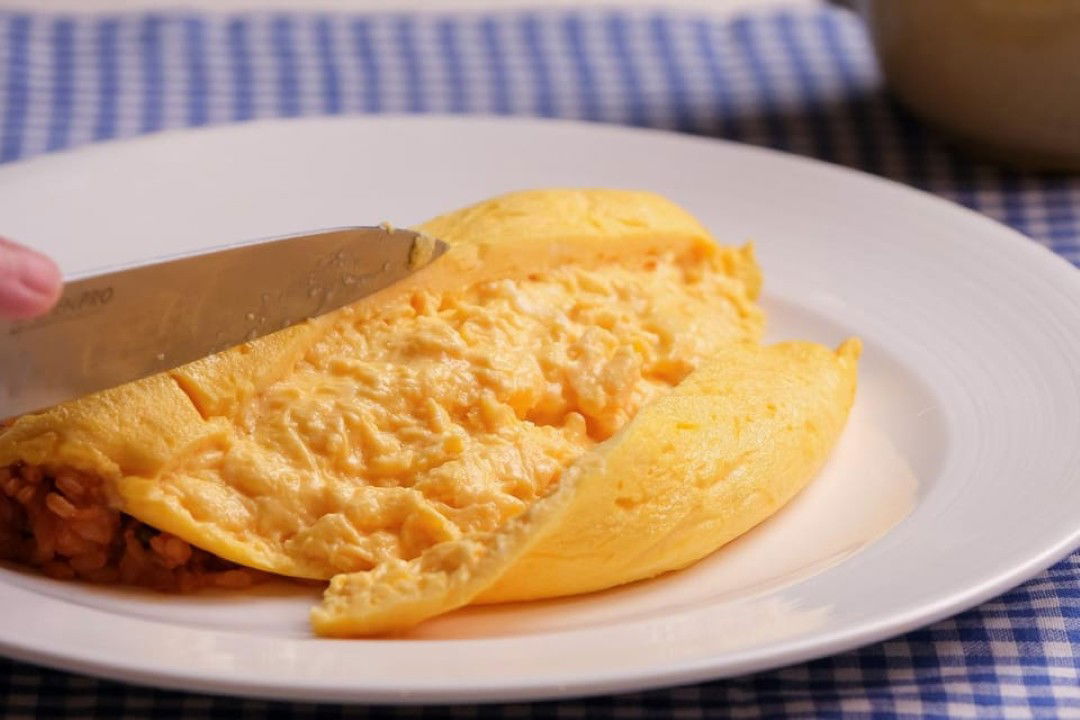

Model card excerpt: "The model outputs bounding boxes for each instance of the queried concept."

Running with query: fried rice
[0,464,265,591]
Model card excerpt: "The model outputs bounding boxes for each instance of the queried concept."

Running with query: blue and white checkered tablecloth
[0,5,1077,718]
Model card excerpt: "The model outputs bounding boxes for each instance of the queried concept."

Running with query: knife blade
[0,226,448,418]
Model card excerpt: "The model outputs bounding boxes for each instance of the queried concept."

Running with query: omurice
[0,189,859,636]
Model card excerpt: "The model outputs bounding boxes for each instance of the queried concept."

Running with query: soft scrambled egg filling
[164,252,761,576]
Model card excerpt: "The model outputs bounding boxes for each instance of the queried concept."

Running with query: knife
[0,226,448,418]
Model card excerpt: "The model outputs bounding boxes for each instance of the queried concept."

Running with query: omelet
[0,189,859,636]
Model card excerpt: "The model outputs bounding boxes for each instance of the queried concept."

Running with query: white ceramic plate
[0,116,1077,704]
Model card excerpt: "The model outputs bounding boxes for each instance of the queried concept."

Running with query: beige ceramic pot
[840,0,1080,171]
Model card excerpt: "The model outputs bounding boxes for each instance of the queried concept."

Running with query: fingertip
[0,239,63,320]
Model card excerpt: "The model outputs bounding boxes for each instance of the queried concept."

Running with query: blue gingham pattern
[0,7,1078,719]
